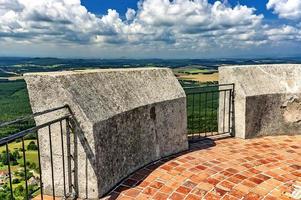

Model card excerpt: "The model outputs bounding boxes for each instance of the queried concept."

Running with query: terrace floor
[102,135,301,200]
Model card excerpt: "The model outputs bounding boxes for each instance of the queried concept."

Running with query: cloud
[267,0,301,20]
[126,8,136,21]
[265,25,301,41]
[0,0,119,44]
[0,0,300,57]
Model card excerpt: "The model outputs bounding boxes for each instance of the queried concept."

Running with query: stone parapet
[219,64,301,138]
[24,68,188,198]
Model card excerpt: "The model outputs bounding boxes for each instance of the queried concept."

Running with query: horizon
[0,0,301,58]
[1,56,301,60]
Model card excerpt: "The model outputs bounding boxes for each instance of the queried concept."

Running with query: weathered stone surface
[219,64,301,138]
[24,68,188,199]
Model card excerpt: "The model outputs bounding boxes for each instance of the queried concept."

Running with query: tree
[12,150,21,159]
[14,184,25,197]
[12,178,20,184]
[27,141,38,151]
[0,151,17,165]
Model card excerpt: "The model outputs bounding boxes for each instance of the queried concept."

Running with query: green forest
[0,80,34,139]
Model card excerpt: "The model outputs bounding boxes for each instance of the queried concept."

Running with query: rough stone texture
[24,68,188,199]
[219,64,301,139]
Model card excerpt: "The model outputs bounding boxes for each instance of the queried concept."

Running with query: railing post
[230,84,235,137]
[5,143,13,200]
[71,117,79,199]
[66,118,73,197]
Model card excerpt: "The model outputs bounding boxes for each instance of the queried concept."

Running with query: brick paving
[102,135,301,200]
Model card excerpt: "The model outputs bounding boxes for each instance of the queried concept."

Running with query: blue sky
[0,0,300,58]
[81,0,276,19]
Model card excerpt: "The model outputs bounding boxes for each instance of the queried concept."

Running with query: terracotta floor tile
[149,181,164,189]
[169,192,186,200]
[183,180,197,189]
[142,187,158,196]
[204,192,221,200]
[251,186,270,196]
[222,194,239,200]
[176,186,191,195]
[228,189,245,199]
[160,185,173,194]
[152,192,169,200]
[242,192,261,200]
[124,188,141,198]
[100,136,301,200]
[184,194,201,200]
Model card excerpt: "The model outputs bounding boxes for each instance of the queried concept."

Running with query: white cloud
[265,25,301,41]
[126,8,136,21]
[267,0,301,20]
[0,0,300,57]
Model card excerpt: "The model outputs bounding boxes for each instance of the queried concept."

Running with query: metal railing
[184,84,234,141]
[0,105,78,200]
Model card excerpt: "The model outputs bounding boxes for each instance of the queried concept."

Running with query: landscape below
[0,59,301,199]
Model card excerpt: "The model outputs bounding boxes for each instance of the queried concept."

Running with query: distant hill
[0,57,301,77]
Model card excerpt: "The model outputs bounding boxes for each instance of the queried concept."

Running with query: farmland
[0,139,39,199]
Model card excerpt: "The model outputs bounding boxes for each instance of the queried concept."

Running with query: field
[0,140,38,167]
[179,73,219,83]
[174,66,219,85]
[0,139,39,200]
[0,80,33,139]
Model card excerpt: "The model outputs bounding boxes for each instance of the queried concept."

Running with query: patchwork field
[179,72,219,83]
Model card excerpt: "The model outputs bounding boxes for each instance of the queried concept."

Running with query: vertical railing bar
[36,131,44,200]
[60,120,67,198]
[198,92,201,140]
[22,137,29,199]
[228,90,232,133]
[48,125,55,199]
[6,143,13,200]
[204,92,208,137]
[223,91,226,133]
[66,118,72,195]
[85,157,88,199]
[211,91,214,136]
[192,93,195,137]
[186,94,189,138]
[72,118,79,198]
[231,85,235,137]
[197,92,203,138]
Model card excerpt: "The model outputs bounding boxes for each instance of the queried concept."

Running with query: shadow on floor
[102,137,228,199]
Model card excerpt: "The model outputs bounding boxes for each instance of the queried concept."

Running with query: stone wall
[24,68,188,199]
[219,64,301,139]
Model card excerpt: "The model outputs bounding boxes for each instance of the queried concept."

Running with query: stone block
[219,64,301,138]
[24,68,188,198]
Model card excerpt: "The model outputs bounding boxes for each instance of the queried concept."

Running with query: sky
[0,0,300,59]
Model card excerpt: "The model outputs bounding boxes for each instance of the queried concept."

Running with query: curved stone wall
[219,64,301,138]
[24,68,188,198]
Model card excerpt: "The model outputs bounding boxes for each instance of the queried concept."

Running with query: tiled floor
[102,135,301,200]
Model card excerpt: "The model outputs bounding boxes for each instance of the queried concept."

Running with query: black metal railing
[0,105,78,200]
[184,83,234,140]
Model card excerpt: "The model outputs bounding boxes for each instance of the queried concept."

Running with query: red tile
[142,187,157,196]
[149,181,164,189]
[183,180,197,189]
[185,194,200,200]
[176,186,191,195]
[242,192,261,200]
[169,192,186,200]
[153,192,169,200]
